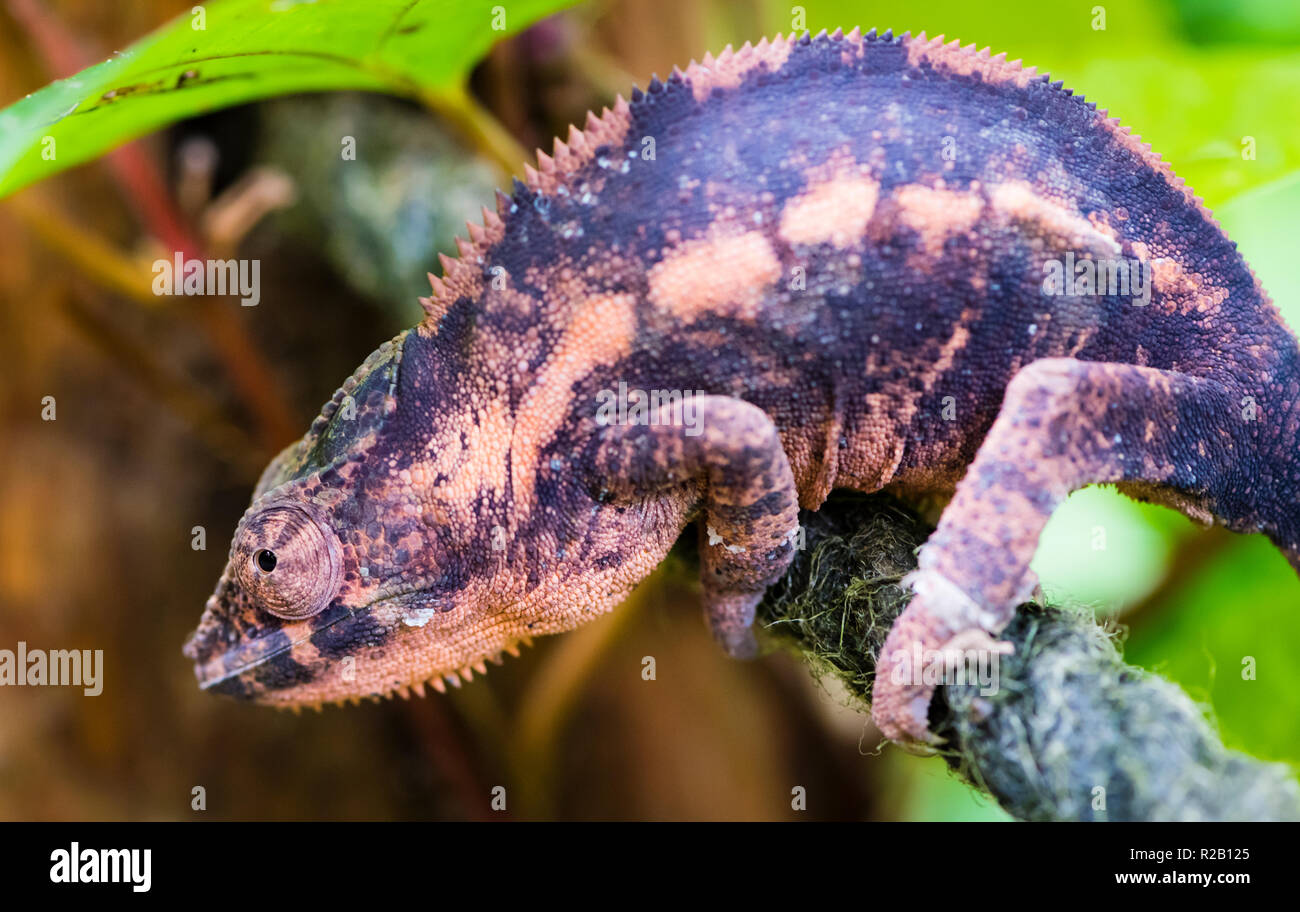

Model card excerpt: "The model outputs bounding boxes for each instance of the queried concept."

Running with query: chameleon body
[184,29,1298,745]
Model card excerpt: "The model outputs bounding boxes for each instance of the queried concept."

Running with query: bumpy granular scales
[191,30,1300,717]
[755,493,1300,822]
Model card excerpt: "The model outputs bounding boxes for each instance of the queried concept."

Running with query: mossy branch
[755,492,1300,822]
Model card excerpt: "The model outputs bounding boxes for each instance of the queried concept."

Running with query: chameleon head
[181,330,547,707]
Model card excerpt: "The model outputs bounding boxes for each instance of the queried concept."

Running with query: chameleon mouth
[185,584,407,691]
[193,636,530,700]
[188,613,328,693]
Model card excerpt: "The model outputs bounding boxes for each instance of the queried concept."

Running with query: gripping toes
[874,357,1250,745]
[872,568,1014,745]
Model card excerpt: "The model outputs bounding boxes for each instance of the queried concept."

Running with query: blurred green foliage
[0,0,577,196]
[1172,0,1300,46]
[257,94,501,323]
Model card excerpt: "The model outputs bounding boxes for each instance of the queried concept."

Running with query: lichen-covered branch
[756,492,1300,822]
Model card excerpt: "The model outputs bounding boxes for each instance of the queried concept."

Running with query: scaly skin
[184,28,1298,746]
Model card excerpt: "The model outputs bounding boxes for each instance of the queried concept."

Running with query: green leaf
[0,0,577,198]
[1169,0,1300,47]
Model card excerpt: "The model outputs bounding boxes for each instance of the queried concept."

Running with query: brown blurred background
[4,0,1294,821]
[0,0,935,822]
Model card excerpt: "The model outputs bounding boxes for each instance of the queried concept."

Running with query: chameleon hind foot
[872,568,1013,745]
[875,357,1251,745]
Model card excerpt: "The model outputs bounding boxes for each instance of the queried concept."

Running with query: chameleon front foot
[593,395,801,660]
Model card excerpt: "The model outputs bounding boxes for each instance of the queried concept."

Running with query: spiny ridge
[417,30,1238,325]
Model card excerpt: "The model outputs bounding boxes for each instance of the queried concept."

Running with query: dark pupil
[255,549,278,573]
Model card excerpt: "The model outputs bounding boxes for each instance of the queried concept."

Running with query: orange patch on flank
[893,184,984,257]
[1093,118,1267,312]
[1140,249,1230,316]
[1149,255,1192,293]
[991,181,1122,257]
[510,294,638,513]
[779,175,880,249]
[928,320,973,387]
[685,36,794,103]
[1086,210,1122,244]
[648,229,782,321]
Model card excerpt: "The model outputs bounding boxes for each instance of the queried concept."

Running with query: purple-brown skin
[184,28,1299,746]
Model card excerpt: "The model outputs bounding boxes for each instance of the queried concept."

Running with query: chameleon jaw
[266,635,536,714]
[187,582,533,701]
[188,579,539,708]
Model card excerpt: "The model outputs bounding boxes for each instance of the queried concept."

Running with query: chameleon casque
[183,28,1300,746]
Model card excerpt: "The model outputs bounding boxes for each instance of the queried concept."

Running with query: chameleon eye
[233,501,341,620]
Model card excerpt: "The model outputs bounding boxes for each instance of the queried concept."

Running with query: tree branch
[755,492,1300,822]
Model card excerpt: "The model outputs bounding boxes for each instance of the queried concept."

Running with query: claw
[873,615,1014,749]
[938,629,1014,662]
[872,678,944,750]
[873,573,992,747]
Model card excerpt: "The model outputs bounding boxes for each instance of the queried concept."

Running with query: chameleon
[183,28,1298,746]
